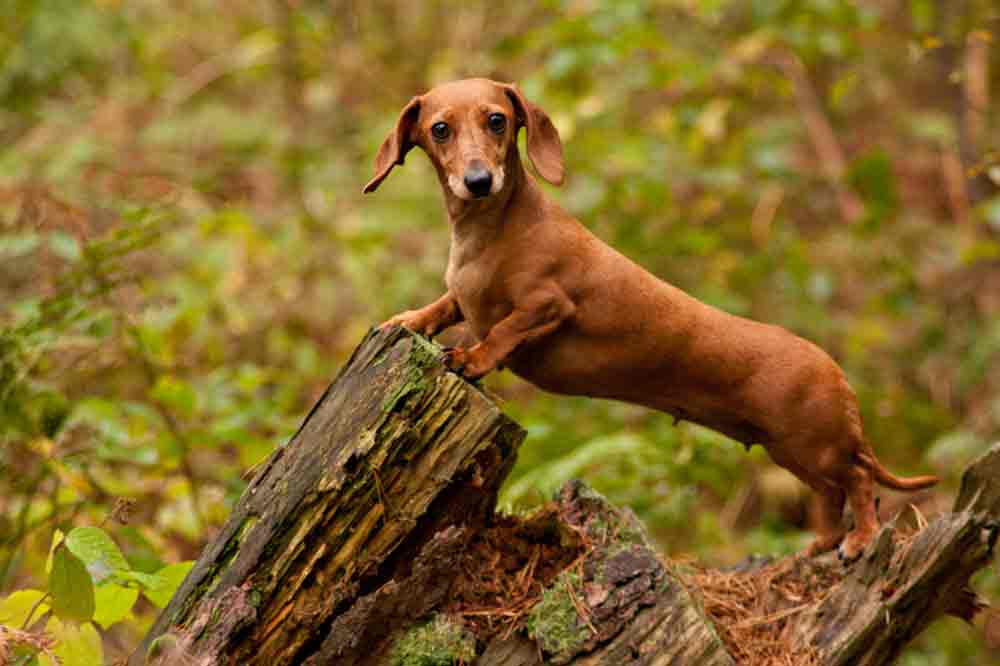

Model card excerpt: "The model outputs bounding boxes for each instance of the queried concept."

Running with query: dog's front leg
[381,291,463,337]
[444,286,575,379]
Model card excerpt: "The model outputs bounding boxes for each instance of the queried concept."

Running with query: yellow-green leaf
[46,529,65,575]
[65,526,129,582]
[49,547,95,622]
[39,617,103,666]
[92,583,139,629]
[144,561,195,608]
[120,569,165,590]
[0,589,49,626]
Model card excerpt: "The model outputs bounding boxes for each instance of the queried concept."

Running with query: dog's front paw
[443,345,494,380]
[380,310,433,335]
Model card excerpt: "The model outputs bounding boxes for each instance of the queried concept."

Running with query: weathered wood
[527,447,1000,666]
[130,326,524,666]
[467,481,733,666]
[131,326,1000,666]
[471,449,999,666]
[519,482,735,666]
[791,443,1000,665]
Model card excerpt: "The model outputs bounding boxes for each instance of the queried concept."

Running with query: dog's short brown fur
[365,78,938,561]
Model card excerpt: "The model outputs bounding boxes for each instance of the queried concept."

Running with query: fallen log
[130,327,999,665]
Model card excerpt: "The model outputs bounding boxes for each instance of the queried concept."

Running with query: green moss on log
[382,334,442,414]
[146,633,180,661]
[389,614,477,666]
[526,569,589,658]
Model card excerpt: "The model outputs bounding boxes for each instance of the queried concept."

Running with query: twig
[565,573,598,637]
[20,592,51,631]
[513,545,541,591]
[730,603,810,630]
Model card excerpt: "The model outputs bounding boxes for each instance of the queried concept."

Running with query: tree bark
[131,327,1000,665]
[129,326,524,666]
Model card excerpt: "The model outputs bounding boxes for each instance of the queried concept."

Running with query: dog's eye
[487,113,506,134]
[430,122,450,142]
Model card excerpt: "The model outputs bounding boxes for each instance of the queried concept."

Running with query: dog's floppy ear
[363,96,422,194]
[503,84,564,186]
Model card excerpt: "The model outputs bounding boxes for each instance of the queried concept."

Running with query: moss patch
[389,614,477,666]
[146,632,180,660]
[526,569,589,658]
[382,335,442,414]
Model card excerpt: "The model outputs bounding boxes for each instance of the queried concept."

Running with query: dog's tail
[857,448,939,491]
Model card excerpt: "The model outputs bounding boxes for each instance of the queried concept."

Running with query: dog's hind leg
[837,463,879,562]
[805,487,846,556]
[766,442,846,556]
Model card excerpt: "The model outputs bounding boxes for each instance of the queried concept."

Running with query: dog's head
[363,78,564,199]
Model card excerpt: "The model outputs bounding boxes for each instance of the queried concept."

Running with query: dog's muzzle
[463,164,493,198]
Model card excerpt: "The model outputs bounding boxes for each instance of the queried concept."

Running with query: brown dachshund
[364,78,937,562]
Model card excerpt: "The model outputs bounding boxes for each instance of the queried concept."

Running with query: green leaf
[92,583,139,629]
[49,546,95,622]
[119,569,166,590]
[143,561,195,609]
[64,527,129,583]
[39,617,103,666]
[46,529,65,575]
[0,589,49,626]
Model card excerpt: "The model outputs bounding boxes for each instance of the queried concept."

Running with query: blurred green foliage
[1,0,997,663]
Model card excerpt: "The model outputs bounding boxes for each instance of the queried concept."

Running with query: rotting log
[455,445,1000,666]
[463,492,755,666]
[129,326,525,666]
[790,443,1000,665]
[131,326,1000,666]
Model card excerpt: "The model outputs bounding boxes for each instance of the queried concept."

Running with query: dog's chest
[445,246,509,337]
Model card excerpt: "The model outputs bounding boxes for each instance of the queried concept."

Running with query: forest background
[1,1,998,664]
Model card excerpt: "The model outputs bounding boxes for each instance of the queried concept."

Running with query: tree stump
[129,326,524,665]
[131,327,1000,665]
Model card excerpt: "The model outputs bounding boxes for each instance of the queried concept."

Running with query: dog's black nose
[464,166,493,197]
